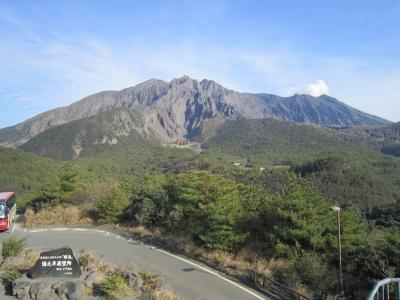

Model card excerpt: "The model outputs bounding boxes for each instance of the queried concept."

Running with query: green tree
[129,176,170,227]
[30,163,83,208]
[168,171,247,251]
[58,163,81,197]
[35,175,61,206]
[97,184,130,224]
[238,183,270,240]
[263,179,334,257]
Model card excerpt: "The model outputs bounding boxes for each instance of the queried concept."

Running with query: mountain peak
[170,75,196,85]
[0,77,390,147]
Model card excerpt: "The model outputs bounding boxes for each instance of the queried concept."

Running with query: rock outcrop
[12,274,82,300]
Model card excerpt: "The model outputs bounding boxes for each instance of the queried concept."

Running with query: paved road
[1,225,267,300]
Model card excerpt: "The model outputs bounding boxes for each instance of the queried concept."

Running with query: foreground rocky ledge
[13,274,82,300]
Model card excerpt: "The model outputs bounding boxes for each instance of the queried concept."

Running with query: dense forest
[1,117,400,299]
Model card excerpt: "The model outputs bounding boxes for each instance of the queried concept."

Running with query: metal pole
[337,210,344,295]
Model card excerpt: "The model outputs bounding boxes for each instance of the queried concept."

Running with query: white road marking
[51,228,68,231]
[154,248,266,300]
[29,229,47,233]
[73,228,88,231]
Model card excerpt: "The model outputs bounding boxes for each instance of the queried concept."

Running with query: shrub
[139,270,157,283]
[100,274,131,299]
[1,237,26,259]
[294,252,335,297]
[139,270,161,293]
[4,270,22,283]
[2,270,22,294]
[78,253,91,268]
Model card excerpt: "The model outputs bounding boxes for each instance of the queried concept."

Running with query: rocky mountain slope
[0,76,389,148]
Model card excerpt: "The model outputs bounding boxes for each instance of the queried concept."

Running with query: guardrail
[366,278,400,300]
[250,271,310,300]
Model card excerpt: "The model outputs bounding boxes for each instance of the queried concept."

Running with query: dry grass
[140,270,181,300]
[76,249,114,273]
[76,250,144,299]
[151,289,180,300]
[127,225,153,237]
[17,249,40,269]
[24,205,93,227]
[151,230,271,279]
[0,248,40,270]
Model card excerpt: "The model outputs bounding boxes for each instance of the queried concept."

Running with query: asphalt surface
[0,224,268,300]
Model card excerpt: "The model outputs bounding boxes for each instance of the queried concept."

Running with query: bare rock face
[0,76,390,147]
[12,278,31,300]
[12,276,82,300]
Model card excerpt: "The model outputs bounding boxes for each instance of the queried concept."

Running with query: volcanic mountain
[0,76,389,150]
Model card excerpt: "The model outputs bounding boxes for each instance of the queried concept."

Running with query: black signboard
[30,247,81,279]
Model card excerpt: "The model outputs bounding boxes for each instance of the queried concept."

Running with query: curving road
[1,224,267,300]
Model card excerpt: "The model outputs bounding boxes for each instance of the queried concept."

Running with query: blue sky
[0,0,399,127]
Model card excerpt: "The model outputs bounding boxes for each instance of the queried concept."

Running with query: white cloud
[284,80,329,97]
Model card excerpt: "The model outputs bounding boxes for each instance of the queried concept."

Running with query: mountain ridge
[0,76,390,147]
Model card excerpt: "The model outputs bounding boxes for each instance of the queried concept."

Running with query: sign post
[30,247,81,279]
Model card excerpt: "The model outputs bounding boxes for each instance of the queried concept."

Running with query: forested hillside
[333,122,400,157]
[0,147,60,195]
[2,116,400,299]
[203,118,400,211]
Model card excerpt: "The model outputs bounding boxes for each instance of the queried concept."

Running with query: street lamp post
[331,206,344,295]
